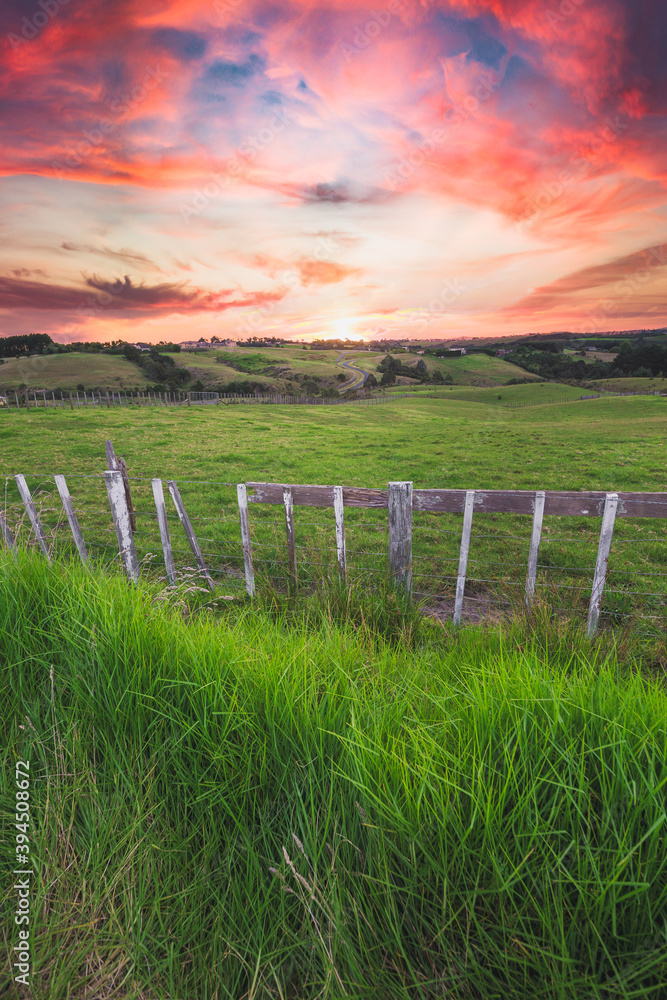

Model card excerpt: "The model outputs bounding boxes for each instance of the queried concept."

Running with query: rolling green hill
[0,352,151,391]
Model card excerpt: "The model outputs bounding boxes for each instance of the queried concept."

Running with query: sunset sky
[1,0,666,343]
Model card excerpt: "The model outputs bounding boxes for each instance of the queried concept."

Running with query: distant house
[449,347,467,355]
[180,339,210,351]
[496,349,508,356]
[130,342,151,351]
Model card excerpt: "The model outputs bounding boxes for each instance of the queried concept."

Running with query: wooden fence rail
[2,390,413,411]
[3,474,666,635]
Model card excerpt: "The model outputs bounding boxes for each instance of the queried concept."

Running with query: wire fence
[0,389,416,411]
[2,470,666,637]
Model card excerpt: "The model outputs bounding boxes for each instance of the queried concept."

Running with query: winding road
[336,351,374,392]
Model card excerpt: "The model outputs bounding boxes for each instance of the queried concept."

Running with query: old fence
[2,389,413,411]
[2,449,665,636]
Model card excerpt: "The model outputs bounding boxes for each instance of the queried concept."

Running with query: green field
[170,345,359,392]
[584,377,667,394]
[397,383,606,405]
[0,352,151,391]
[1,394,665,629]
[3,392,667,999]
[349,350,541,386]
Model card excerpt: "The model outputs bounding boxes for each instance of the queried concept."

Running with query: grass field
[1,394,665,631]
[0,352,151,391]
[2,553,667,999]
[349,351,541,386]
[169,346,362,391]
[584,377,667,394]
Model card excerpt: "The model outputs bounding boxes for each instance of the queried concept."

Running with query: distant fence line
[1,389,415,411]
[2,446,666,636]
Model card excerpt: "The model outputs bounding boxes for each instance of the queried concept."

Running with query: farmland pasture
[0,351,151,390]
[1,393,665,628]
[3,391,667,1000]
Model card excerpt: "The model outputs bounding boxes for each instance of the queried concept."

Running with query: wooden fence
[1,389,413,411]
[2,461,666,635]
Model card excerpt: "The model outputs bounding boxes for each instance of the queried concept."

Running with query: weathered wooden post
[104,470,140,582]
[68,391,74,411]
[54,475,88,564]
[105,440,136,533]
[525,490,545,607]
[388,481,412,591]
[151,479,176,585]
[587,493,618,637]
[14,474,51,561]
[167,481,215,590]
[283,486,297,585]
[237,484,255,597]
[453,490,475,626]
[333,485,347,581]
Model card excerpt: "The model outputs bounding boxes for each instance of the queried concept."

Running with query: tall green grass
[2,553,667,999]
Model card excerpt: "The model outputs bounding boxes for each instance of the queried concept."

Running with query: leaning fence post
[283,486,297,584]
[167,481,215,591]
[587,492,618,637]
[105,440,136,532]
[104,470,140,582]
[388,481,413,591]
[333,485,347,581]
[14,474,51,561]
[525,490,545,607]
[54,475,88,564]
[151,479,176,585]
[237,484,255,597]
[453,490,475,626]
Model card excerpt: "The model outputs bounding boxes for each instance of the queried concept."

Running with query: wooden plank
[237,484,255,597]
[525,491,545,607]
[414,488,667,519]
[166,481,215,591]
[453,490,475,626]
[104,471,139,582]
[14,474,51,560]
[53,474,88,564]
[151,479,176,585]
[283,486,297,584]
[333,485,346,581]
[587,493,618,637]
[0,506,15,549]
[388,481,413,590]
[247,482,388,508]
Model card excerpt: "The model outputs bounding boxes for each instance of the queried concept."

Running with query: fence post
[151,479,176,585]
[587,493,618,637]
[167,481,215,590]
[54,474,88,564]
[14,474,51,560]
[283,486,297,584]
[388,481,413,591]
[525,490,545,607]
[237,484,255,597]
[104,470,140,582]
[0,506,15,550]
[453,490,475,626]
[105,440,136,532]
[333,485,347,581]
